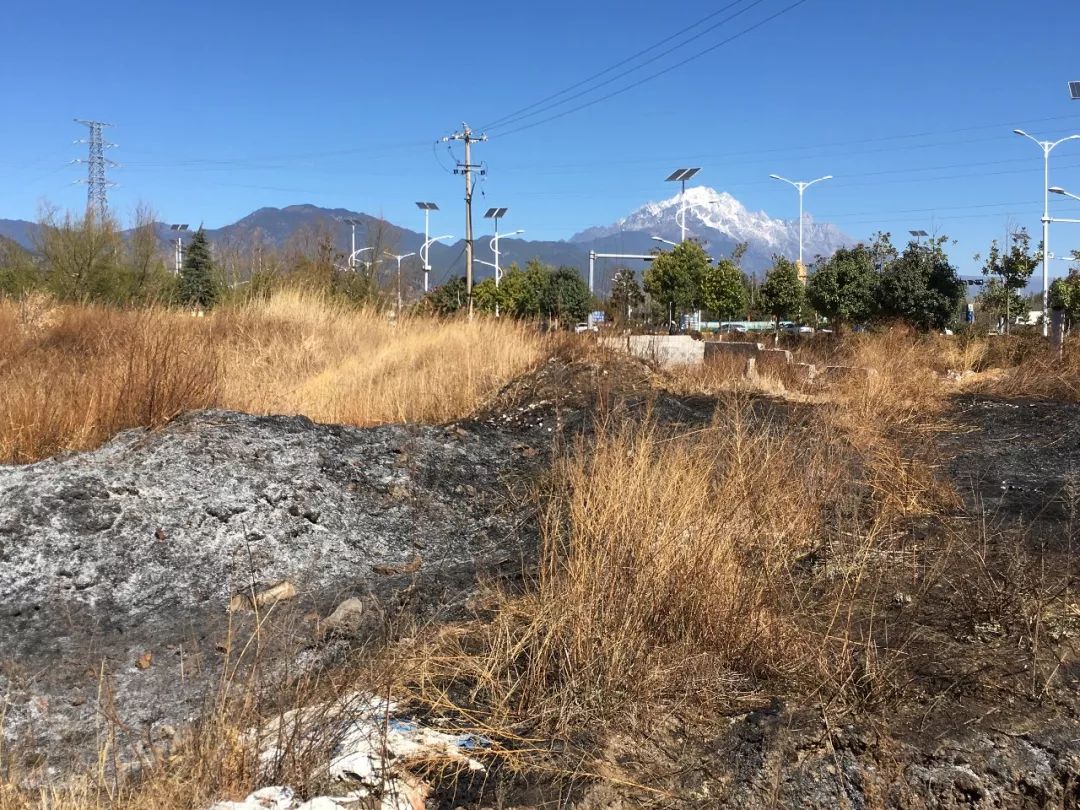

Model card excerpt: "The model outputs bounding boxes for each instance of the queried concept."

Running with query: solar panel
[484,207,508,219]
[1070,81,1080,100]
[415,202,439,210]
[666,167,701,182]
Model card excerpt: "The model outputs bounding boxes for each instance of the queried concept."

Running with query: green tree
[876,237,965,331]
[643,240,709,320]
[423,276,468,315]
[699,258,747,319]
[541,266,591,323]
[979,228,1039,334]
[0,237,41,297]
[177,227,221,309]
[758,256,806,326]
[807,244,878,332]
[1050,269,1080,329]
[473,276,503,314]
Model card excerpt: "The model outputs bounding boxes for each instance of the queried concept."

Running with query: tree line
[2,205,1076,331]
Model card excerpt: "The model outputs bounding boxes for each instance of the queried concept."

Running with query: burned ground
[2,348,1079,808]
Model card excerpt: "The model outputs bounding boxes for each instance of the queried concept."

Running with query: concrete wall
[602,334,705,366]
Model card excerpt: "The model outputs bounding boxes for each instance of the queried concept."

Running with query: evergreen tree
[759,256,806,326]
[807,244,878,332]
[177,228,220,309]
[699,258,748,319]
[643,240,709,321]
[877,237,965,331]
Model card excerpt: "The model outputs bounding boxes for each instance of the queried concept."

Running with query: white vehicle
[574,322,598,333]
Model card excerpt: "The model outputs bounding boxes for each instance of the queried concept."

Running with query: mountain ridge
[0,188,854,291]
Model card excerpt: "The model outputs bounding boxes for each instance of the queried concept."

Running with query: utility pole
[442,124,486,317]
[74,119,118,220]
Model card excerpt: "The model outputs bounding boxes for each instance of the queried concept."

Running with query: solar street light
[169,224,189,274]
[415,202,443,291]
[1070,81,1080,100]
[665,168,701,243]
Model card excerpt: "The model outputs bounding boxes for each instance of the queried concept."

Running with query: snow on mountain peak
[571,185,853,266]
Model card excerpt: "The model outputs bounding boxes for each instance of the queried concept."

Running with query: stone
[322,598,365,639]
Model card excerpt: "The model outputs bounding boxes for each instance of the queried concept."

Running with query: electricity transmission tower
[441,123,486,316]
[74,119,118,220]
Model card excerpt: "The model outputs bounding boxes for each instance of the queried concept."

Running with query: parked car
[782,324,814,334]
[718,323,748,334]
[574,322,598,333]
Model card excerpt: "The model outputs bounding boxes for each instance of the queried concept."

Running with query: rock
[322,598,365,639]
[228,580,298,612]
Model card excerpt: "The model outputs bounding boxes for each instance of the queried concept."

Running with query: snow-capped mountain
[571,186,853,274]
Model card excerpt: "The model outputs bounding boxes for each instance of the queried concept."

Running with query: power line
[492,0,812,139]
[482,0,767,132]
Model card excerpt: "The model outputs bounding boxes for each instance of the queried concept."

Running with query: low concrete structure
[602,334,705,366]
[703,341,764,362]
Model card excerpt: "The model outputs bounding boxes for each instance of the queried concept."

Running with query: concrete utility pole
[442,124,487,317]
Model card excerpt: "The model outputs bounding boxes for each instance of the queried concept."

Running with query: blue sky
[3,0,1080,276]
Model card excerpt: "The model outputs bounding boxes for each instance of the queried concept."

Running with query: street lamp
[385,251,416,317]
[665,168,701,243]
[342,217,365,269]
[1050,186,1080,205]
[348,246,375,269]
[479,207,517,316]
[415,202,445,292]
[1013,129,1080,335]
[651,235,679,248]
[169,224,189,274]
[419,234,453,293]
[769,174,833,275]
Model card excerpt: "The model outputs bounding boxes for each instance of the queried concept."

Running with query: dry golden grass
[0,291,544,464]
[2,325,1069,807]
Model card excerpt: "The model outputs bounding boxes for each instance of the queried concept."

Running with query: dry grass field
[0,291,544,464]
[2,306,1078,808]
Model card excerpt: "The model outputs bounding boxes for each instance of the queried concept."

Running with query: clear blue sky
[3,0,1079,276]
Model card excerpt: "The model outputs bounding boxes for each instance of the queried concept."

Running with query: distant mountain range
[0,187,853,293]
